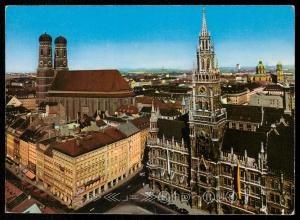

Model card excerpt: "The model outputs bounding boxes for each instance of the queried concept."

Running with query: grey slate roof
[141,107,181,117]
[267,116,294,178]
[224,104,263,123]
[222,129,267,158]
[117,122,140,137]
[157,118,189,143]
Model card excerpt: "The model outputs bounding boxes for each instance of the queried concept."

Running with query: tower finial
[201,7,208,36]
[151,100,155,113]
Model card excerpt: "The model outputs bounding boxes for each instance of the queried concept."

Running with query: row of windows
[152,149,186,162]
[270,193,280,204]
[230,122,253,130]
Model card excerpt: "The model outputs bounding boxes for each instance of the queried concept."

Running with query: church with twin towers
[36,33,134,120]
[36,34,68,105]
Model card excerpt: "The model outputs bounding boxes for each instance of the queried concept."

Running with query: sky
[5,5,295,72]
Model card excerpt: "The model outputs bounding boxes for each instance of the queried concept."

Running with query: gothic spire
[201,7,208,36]
[151,100,155,113]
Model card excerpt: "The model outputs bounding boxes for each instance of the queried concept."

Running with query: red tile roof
[49,70,134,98]
[116,105,139,114]
[51,127,127,157]
[135,97,181,109]
[131,116,150,130]
[5,181,23,203]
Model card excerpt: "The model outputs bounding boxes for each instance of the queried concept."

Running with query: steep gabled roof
[222,129,267,158]
[267,118,294,178]
[141,107,181,117]
[117,122,140,137]
[224,104,262,123]
[130,116,150,130]
[49,69,134,98]
[157,118,189,143]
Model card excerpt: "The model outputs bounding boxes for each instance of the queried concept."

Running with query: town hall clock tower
[188,8,227,210]
[189,8,227,162]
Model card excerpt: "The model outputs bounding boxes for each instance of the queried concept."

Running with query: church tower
[276,62,284,83]
[54,36,68,71]
[189,8,227,161]
[256,60,266,74]
[36,33,54,106]
[188,8,227,210]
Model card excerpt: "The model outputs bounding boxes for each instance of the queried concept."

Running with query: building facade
[6,113,146,209]
[146,8,294,215]
[39,127,142,209]
[47,69,135,121]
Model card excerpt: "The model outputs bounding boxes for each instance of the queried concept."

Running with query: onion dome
[55,36,67,44]
[257,60,265,68]
[39,33,52,42]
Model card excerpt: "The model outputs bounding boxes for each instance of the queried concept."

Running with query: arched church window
[40,49,43,56]
[205,102,209,109]
[207,59,210,70]
[201,59,205,70]
[64,50,66,57]
[48,49,51,55]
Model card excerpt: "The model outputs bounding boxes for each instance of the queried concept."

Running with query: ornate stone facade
[146,8,294,215]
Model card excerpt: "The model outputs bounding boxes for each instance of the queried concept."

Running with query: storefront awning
[25,171,35,180]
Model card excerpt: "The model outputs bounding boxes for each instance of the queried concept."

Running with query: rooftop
[117,122,140,137]
[51,127,127,157]
[49,70,134,98]
[141,106,181,117]
[222,129,266,158]
[116,105,139,114]
[157,118,189,143]
[130,116,150,130]
[224,104,262,123]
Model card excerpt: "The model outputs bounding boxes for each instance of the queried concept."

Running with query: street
[6,161,177,214]
[73,172,177,214]
[6,162,210,215]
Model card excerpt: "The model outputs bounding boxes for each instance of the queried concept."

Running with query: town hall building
[146,8,294,215]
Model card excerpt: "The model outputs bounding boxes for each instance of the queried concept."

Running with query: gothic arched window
[205,102,209,109]
[207,59,210,70]
[201,59,205,70]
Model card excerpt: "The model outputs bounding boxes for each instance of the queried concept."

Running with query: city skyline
[6,5,295,72]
